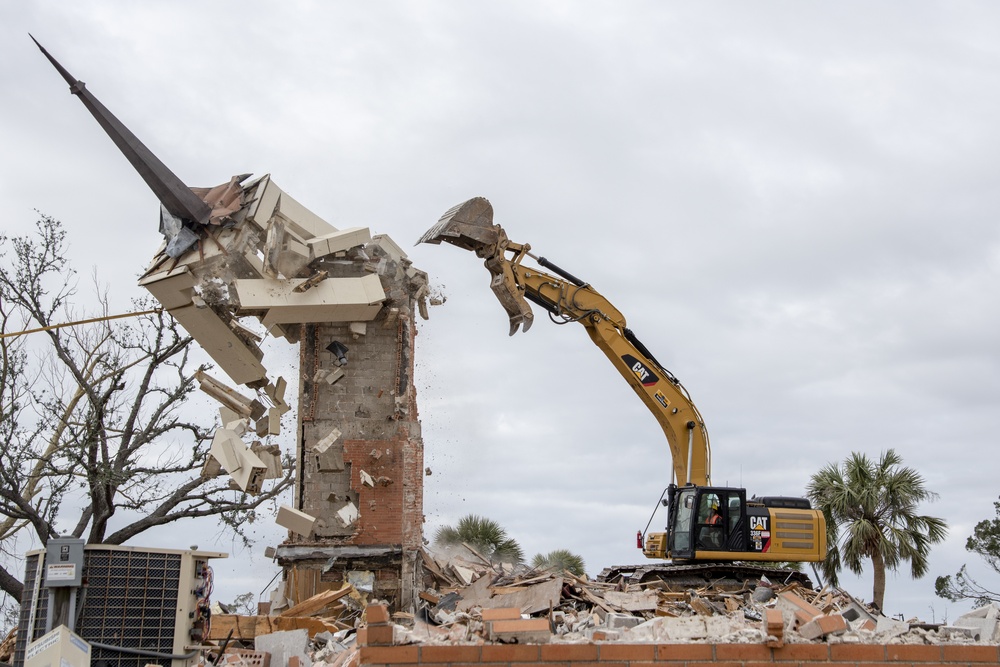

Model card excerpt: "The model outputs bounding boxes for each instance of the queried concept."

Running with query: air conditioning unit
[13,545,226,667]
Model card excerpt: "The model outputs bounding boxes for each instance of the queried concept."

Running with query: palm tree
[531,549,586,577]
[434,514,525,564]
[807,449,947,611]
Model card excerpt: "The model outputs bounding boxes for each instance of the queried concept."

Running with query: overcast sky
[3,2,999,623]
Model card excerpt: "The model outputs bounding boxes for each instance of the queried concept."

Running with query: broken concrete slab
[276,505,317,538]
[335,502,359,528]
[210,428,268,493]
[245,176,336,240]
[604,589,657,612]
[254,628,310,667]
[308,227,372,259]
[313,428,342,453]
[175,305,267,386]
[198,371,257,418]
[953,602,1000,643]
[234,275,385,326]
[490,618,550,644]
[138,264,196,310]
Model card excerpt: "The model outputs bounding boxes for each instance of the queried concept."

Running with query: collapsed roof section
[138,173,398,388]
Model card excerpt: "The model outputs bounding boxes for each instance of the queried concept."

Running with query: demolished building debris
[33,38,432,625]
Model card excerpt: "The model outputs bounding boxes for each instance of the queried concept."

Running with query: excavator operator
[698,495,724,549]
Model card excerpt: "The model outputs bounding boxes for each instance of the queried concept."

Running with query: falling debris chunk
[197,370,256,418]
[292,270,329,293]
[209,428,267,493]
[335,501,359,527]
[276,505,317,538]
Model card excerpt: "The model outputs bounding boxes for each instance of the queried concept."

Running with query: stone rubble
[176,548,1000,666]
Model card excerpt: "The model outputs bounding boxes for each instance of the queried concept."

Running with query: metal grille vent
[14,548,185,667]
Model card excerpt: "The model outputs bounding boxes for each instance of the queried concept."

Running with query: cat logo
[621,354,659,386]
[750,516,768,531]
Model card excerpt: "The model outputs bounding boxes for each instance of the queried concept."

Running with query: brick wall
[357,642,1000,667]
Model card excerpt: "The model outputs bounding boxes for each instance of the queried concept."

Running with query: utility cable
[0,308,163,339]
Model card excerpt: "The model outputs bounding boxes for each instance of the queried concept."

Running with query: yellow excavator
[420,197,827,587]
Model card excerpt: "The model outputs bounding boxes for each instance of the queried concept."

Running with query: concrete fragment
[840,593,878,627]
[799,613,848,640]
[225,417,248,437]
[245,177,336,240]
[209,428,267,493]
[219,406,241,427]
[875,615,910,638]
[267,406,281,435]
[335,502,359,527]
[251,441,283,479]
[234,275,385,326]
[197,370,257,417]
[370,234,406,262]
[325,368,346,384]
[605,613,642,630]
[954,602,1000,643]
[604,589,657,612]
[348,321,367,339]
[940,625,980,640]
[313,429,342,453]
[628,615,743,642]
[308,227,372,259]
[316,450,345,472]
[276,505,317,537]
[254,629,310,667]
[490,618,551,644]
[776,590,822,627]
[171,305,267,386]
[138,265,196,310]
[359,470,375,487]
[452,564,476,586]
[201,455,222,478]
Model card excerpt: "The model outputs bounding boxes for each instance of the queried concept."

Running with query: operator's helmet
[709,499,719,511]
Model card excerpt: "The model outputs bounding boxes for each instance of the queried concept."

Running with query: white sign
[46,563,76,581]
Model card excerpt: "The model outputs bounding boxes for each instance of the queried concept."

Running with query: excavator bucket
[419,197,535,335]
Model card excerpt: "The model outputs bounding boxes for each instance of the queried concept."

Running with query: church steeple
[31,35,212,228]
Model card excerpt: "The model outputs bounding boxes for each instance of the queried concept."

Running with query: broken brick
[799,613,848,640]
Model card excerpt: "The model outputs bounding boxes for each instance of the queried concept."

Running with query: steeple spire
[30,35,212,227]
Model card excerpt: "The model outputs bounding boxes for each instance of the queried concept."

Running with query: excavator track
[596,562,814,592]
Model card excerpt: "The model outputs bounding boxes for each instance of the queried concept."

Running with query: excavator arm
[419,197,711,487]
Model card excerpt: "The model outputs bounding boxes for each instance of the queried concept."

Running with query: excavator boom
[420,197,711,488]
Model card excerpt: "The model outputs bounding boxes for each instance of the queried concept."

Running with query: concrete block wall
[278,243,427,611]
[357,642,1000,667]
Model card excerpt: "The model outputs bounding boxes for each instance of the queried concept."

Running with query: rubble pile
[405,548,998,647]
[186,547,999,666]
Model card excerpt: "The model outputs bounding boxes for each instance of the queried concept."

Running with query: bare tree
[0,214,294,604]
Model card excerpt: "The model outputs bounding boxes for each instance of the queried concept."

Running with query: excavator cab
[659,483,826,563]
[667,485,747,559]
